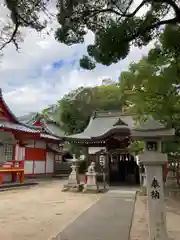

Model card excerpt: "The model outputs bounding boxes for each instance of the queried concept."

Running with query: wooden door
[109,153,121,183]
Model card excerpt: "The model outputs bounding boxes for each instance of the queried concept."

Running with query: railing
[0,160,24,169]
[0,160,24,184]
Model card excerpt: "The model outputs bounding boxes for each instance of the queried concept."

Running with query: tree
[0,0,53,52]
[127,141,144,156]
[119,25,180,155]
[53,83,124,135]
[2,1,180,68]
[54,0,180,69]
[119,25,180,127]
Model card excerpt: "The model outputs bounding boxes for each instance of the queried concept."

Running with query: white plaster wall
[46,152,54,173]
[88,147,106,154]
[34,161,45,174]
[15,146,25,161]
[3,174,12,182]
[15,144,19,160]
[35,141,46,149]
[24,161,33,174]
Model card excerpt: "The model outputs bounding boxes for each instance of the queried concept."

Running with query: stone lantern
[132,117,175,240]
[62,154,83,192]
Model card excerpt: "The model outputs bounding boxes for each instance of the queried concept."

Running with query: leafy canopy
[52,82,124,135]
[2,0,180,68]
[119,25,180,154]
[119,25,180,128]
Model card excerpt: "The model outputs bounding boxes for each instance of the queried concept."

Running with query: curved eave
[40,133,62,142]
[64,127,131,143]
[91,127,130,140]
[0,126,40,135]
[42,119,64,138]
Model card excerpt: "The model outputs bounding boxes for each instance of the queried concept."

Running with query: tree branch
[0,18,19,51]
[127,0,149,17]
[127,17,179,43]
[162,0,180,16]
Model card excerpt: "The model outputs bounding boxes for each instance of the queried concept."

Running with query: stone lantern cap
[131,116,175,140]
[66,154,84,163]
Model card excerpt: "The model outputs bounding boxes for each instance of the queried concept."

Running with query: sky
[0,1,153,116]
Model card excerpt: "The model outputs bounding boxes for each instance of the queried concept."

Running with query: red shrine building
[0,89,63,182]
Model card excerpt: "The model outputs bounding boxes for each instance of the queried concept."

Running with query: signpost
[139,140,168,240]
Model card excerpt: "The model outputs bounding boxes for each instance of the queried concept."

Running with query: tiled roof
[40,133,60,140]
[65,112,130,140]
[18,111,64,140]
[18,112,38,124]
[64,111,174,141]
[0,121,40,133]
[42,121,65,138]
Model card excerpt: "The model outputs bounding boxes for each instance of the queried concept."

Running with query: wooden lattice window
[4,144,13,161]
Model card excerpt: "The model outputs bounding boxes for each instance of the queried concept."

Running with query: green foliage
[127,141,144,156]
[54,0,180,69]
[1,0,49,51]
[119,25,180,154]
[54,83,124,135]
[120,25,180,126]
[2,1,180,67]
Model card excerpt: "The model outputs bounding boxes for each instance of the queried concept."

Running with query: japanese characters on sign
[151,177,160,200]
[99,155,105,167]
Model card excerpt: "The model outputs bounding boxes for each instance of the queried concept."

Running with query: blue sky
[0,2,153,117]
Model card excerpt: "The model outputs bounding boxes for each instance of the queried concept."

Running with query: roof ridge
[92,110,133,118]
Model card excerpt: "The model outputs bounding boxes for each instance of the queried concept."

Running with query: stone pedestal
[140,151,168,240]
[83,162,99,193]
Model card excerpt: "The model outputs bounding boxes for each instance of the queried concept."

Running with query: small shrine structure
[19,112,73,176]
[0,89,64,182]
[64,111,173,186]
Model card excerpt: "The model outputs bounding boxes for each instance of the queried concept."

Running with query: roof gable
[0,89,20,123]
[19,111,65,138]
[113,118,128,127]
[18,112,39,124]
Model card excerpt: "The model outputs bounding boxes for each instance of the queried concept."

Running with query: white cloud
[0,1,153,117]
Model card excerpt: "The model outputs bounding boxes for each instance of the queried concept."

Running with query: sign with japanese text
[151,177,160,199]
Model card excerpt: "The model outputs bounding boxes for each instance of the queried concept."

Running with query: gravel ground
[130,193,180,240]
[0,180,99,240]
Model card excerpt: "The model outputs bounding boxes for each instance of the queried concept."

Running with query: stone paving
[54,189,137,240]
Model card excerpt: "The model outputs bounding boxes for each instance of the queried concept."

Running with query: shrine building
[64,111,172,185]
[0,89,64,181]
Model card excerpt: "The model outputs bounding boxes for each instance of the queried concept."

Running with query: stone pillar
[140,140,168,240]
